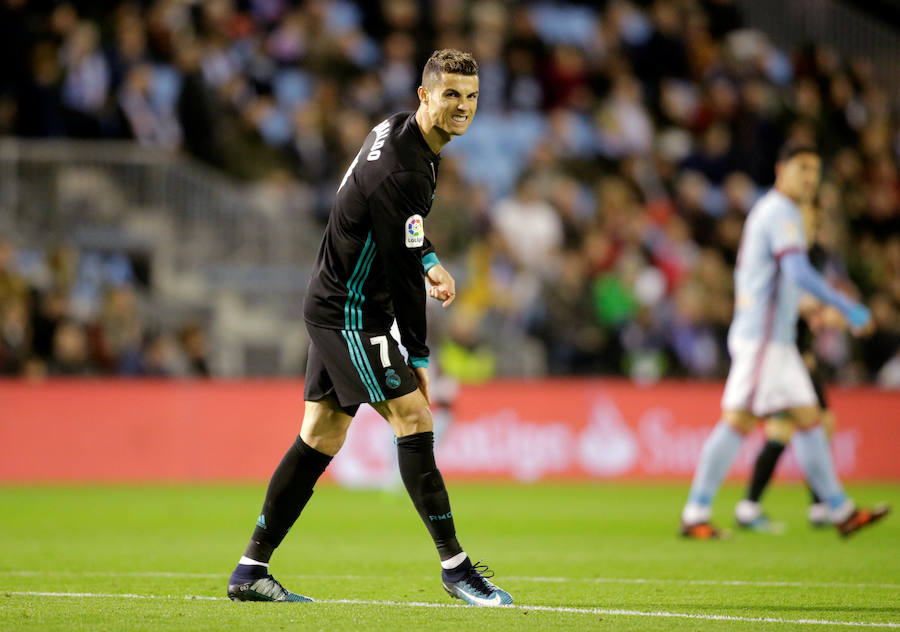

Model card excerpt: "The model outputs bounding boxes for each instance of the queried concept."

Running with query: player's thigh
[720,336,758,417]
[783,405,821,430]
[754,343,818,416]
[764,415,795,444]
[820,409,836,438]
[300,399,354,456]
[372,389,433,437]
[722,408,759,434]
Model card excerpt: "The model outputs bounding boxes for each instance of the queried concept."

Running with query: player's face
[424,73,479,137]
[779,153,821,203]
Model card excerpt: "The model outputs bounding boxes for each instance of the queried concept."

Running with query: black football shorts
[303,322,419,416]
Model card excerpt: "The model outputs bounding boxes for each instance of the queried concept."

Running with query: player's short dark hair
[777,142,819,164]
[422,49,478,89]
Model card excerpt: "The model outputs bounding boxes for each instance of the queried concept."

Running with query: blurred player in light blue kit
[680,143,890,538]
[735,201,850,532]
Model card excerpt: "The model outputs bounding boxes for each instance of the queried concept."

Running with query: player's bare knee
[392,406,434,437]
[300,421,348,454]
[788,406,821,430]
[300,425,348,455]
[300,401,352,456]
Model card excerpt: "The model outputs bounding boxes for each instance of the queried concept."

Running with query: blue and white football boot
[228,565,313,602]
[734,500,786,534]
[442,558,513,607]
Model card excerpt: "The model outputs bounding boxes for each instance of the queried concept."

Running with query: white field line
[3,591,899,628]
[7,570,900,590]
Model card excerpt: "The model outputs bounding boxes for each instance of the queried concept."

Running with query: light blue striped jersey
[729,189,807,344]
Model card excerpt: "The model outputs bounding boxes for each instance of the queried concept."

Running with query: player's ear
[417,85,428,104]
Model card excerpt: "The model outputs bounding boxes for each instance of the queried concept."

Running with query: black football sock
[397,431,463,562]
[243,435,332,564]
[808,483,822,504]
[747,440,786,503]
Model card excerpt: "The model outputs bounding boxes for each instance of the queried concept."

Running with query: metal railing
[0,139,319,375]
[736,0,900,97]
[0,139,320,270]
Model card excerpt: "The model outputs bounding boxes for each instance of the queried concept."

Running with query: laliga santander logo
[432,395,640,480]
[577,397,640,475]
[407,217,423,237]
[326,392,862,483]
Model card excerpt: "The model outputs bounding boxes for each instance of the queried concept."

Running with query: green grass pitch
[1,482,898,631]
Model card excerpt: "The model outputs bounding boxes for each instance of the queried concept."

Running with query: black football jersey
[303,111,440,365]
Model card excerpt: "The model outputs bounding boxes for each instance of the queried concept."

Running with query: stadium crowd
[0,0,898,384]
[0,236,210,377]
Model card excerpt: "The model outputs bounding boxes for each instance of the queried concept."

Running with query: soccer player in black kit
[227,49,513,606]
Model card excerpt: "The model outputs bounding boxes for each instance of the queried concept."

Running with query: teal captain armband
[409,356,429,368]
[422,252,440,273]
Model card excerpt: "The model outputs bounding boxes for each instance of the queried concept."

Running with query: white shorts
[721,336,817,417]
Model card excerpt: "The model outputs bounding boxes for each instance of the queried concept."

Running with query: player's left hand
[426,264,456,307]
[411,365,431,405]
[846,303,874,336]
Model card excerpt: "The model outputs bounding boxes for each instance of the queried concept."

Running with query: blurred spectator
[531,249,607,374]
[0,296,30,375]
[14,41,68,137]
[680,123,736,185]
[668,280,724,377]
[176,38,226,168]
[491,173,563,273]
[180,323,210,377]
[118,64,182,149]
[30,289,69,363]
[438,307,497,384]
[60,21,110,137]
[426,158,479,258]
[0,237,211,378]
[860,294,900,380]
[48,320,91,375]
[596,74,654,158]
[0,237,28,306]
[140,332,185,377]
[626,0,690,93]
[94,284,144,374]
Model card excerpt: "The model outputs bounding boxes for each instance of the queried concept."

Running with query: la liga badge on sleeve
[405,214,425,248]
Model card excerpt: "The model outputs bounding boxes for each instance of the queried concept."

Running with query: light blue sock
[791,426,847,510]
[687,423,744,507]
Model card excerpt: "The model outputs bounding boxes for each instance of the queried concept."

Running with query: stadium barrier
[1,380,898,483]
